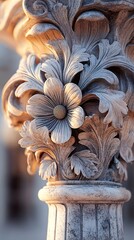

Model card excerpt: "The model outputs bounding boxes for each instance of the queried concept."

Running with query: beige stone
[0,0,134,239]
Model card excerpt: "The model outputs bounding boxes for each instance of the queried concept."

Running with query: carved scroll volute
[1,0,134,183]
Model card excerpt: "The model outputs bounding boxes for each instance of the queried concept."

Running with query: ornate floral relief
[18,114,129,182]
[116,10,134,62]
[2,0,134,183]
[78,115,120,179]
[120,112,134,163]
[27,79,85,144]
[19,120,75,180]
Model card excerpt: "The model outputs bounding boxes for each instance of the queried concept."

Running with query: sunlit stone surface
[0,0,134,239]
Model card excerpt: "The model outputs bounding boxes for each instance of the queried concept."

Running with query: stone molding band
[38,182,131,204]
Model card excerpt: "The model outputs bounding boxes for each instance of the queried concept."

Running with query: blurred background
[0,43,48,239]
[0,42,133,240]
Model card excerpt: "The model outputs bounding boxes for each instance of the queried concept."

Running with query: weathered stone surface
[1,0,134,183]
[0,0,134,239]
[39,181,131,240]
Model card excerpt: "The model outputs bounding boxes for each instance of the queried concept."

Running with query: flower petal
[27,94,54,118]
[41,59,62,81]
[64,83,82,109]
[43,78,63,105]
[68,106,85,129]
[51,120,72,144]
[35,117,58,132]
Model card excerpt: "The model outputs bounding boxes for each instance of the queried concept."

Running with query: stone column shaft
[39,182,130,240]
[46,203,123,240]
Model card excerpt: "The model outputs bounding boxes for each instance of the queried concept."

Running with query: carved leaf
[41,40,89,84]
[79,115,120,179]
[25,149,38,175]
[39,160,57,180]
[3,89,31,128]
[62,159,78,180]
[19,120,51,152]
[19,119,75,158]
[19,119,76,179]
[82,85,128,128]
[41,58,62,81]
[120,113,134,163]
[75,11,109,53]
[127,85,134,113]
[78,40,131,128]
[68,0,82,25]
[116,11,134,61]
[63,43,89,84]
[124,73,134,112]
[97,40,134,72]
[15,54,44,97]
[94,89,127,128]
[70,150,98,178]
[114,157,128,182]
[51,2,75,46]
[2,54,44,127]
[79,60,119,91]
[79,40,134,90]
[54,137,75,164]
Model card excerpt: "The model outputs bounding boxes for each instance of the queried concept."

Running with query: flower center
[53,105,67,120]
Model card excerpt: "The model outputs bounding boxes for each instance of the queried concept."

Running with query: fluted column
[39,182,130,240]
[0,0,134,240]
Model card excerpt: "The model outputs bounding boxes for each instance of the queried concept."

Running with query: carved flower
[27,78,85,144]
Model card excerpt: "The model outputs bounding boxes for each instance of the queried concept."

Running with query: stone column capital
[0,1,134,239]
[1,0,134,184]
